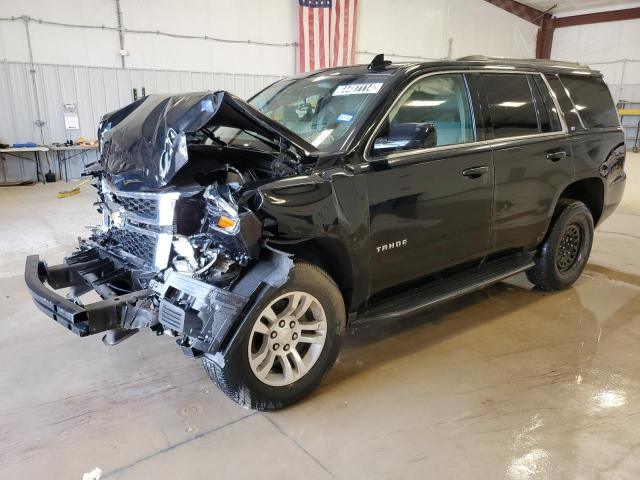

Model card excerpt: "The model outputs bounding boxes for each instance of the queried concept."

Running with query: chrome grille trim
[109,226,156,264]
[100,179,180,269]
[119,223,173,270]
[101,178,180,227]
[113,195,158,219]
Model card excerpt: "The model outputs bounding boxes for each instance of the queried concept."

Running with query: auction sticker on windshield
[333,83,383,96]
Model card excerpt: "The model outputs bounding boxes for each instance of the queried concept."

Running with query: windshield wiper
[238,129,282,152]
[200,128,227,146]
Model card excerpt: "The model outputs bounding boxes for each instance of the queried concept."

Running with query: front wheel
[203,262,345,411]
[526,199,594,291]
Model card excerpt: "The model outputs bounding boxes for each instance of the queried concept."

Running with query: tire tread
[202,260,345,411]
[526,199,593,291]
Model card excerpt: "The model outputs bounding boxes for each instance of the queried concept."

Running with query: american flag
[298,0,359,73]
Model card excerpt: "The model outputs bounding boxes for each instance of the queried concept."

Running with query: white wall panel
[0,20,30,62]
[551,18,640,66]
[0,0,120,67]
[551,17,640,101]
[355,0,537,63]
[551,18,640,148]
[0,0,296,74]
[446,0,537,58]
[356,0,448,61]
[0,61,283,181]
[121,0,297,74]
[1,0,540,76]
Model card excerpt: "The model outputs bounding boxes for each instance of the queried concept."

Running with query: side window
[531,75,562,133]
[370,73,475,156]
[546,74,583,132]
[559,75,619,129]
[483,73,539,138]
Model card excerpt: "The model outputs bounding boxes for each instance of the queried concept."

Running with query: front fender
[206,250,294,366]
[257,170,370,312]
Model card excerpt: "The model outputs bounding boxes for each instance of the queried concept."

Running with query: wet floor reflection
[507,448,551,480]
[283,267,640,479]
[1,266,639,479]
[593,389,627,409]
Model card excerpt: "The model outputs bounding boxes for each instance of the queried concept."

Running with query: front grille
[109,228,157,265]
[113,194,158,219]
[99,180,181,269]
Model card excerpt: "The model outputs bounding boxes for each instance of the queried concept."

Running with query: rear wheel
[203,262,345,411]
[526,199,594,291]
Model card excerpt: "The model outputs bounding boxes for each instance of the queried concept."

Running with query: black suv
[25,55,626,410]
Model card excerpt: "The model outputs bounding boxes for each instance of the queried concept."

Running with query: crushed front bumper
[25,248,293,360]
[24,252,152,337]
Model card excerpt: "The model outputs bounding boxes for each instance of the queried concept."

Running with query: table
[0,147,49,185]
[48,145,98,181]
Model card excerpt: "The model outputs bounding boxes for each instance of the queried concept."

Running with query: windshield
[214,73,392,151]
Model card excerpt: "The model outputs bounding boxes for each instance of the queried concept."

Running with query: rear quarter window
[559,75,619,129]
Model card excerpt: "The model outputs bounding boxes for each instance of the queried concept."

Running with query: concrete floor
[1,154,639,480]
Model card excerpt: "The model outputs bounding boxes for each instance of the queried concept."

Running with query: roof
[399,56,597,76]
[295,55,598,79]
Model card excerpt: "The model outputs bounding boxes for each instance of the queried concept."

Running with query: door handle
[462,165,489,179]
[547,150,567,162]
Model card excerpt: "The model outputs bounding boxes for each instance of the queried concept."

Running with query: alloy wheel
[248,291,328,387]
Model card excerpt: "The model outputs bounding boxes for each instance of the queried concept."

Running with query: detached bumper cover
[24,254,151,337]
[25,249,293,360]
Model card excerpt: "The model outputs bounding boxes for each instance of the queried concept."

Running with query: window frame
[363,69,568,164]
[530,74,563,134]
[544,74,587,132]
[481,72,567,141]
[365,72,479,160]
[482,73,540,139]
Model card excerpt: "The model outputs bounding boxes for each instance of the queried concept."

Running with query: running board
[353,254,535,326]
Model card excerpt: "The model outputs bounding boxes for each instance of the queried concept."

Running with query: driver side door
[365,72,494,296]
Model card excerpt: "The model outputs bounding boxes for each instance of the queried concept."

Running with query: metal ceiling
[518,0,640,15]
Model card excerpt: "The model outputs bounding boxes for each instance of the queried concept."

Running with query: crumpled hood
[98,91,318,189]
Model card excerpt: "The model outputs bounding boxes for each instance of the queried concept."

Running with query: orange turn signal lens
[217,216,237,229]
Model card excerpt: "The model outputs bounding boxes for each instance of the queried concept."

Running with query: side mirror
[372,122,437,154]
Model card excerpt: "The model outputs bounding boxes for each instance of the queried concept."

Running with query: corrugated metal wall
[0,61,283,181]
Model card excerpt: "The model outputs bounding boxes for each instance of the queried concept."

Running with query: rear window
[482,73,539,139]
[559,75,619,129]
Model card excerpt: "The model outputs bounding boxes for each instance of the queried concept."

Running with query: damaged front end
[24,90,315,360]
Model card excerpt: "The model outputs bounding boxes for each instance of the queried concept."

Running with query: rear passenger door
[481,72,573,254]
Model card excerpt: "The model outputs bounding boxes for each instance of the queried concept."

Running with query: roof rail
[456,55,492,61]
[456,55,590,70]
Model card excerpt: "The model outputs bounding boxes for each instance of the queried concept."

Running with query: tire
[526,199,594,291]
[203,262,345,411]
